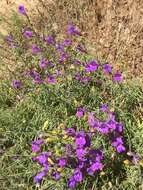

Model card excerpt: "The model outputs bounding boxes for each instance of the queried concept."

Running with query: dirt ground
[0,0,143,79]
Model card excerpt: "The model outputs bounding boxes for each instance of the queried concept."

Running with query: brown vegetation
[0,0,143,79]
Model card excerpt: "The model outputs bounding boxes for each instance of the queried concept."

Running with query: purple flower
[89,149,103,162]
[31,139,44,152]
[75,136,86,148]
[46,75,56,84]
[76,107,85,119]
[98,123,109,134]
[39,59,47,69]
[33,152,49,165]
[67,24,80,36]
[113,72,122,82]
[103,64,112,73]
[18,5,26,15]
[100,104,108,112]
[31,144,40,153]
[68,176,76,189]
[115,123,123,133]
[52,172,61,181]
[59,53,69,62]
[58,158,66,168]
[112,137,124,147]
[66,127,76,137]
[12,80,21,89]
[116,144,126,153]
[75,73,81,81]
[32,44,41,54]
[55,43,64,52]
[45,36,55,45]
[76,148,85,160]
[90,162,103,172]
[23,30,33,38]
[107,119,117,131]
[85,60,99,72]
[75,132,91,148]
[34,170,46,184]
[111,137,126,153]
[73,169,83,182]
[63,39,72,46]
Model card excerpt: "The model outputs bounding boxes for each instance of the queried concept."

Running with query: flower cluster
[9,5,123,90]
[31,105,132,189]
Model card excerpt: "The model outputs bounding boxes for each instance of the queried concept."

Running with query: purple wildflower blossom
[66,127,76,137]
[68,176,76,189]
[31,139,44,152]
[46,75,56,84]
[103,64,112,73]
[73,169,83,182]
[98,123,109,134]
[55,43,64,52]
[116,144,126,153]
[59,53,69,62]
[52,172,61,181]
[32,44,41,54]
[111,137,126,153]
[18,5,26,15]
[45,36,55,45]
[63,39,72,46]
[33,152,49,165]
[90,162,103,171]
[58,158,66,168]
[85,60,99,72]
[67,24,81,36]
[12,80,21,89]
[23,30,33,38]
[75,136,86,148]
[76,148,85,160]
[113,72,122,82]
[34,170,46,184]
[39,59,47,69]
[76,107,85,119]
[100,104,108,112]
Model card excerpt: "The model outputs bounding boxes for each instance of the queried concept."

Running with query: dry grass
[0,0,143,78]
